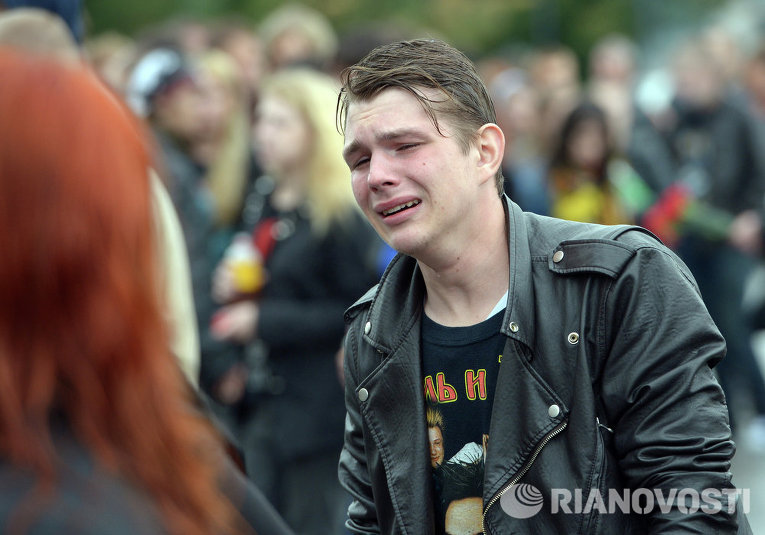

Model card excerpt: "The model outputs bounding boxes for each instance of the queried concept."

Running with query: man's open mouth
[382,200,421,216]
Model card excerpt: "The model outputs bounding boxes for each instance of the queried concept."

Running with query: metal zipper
[596,416,613,434]
[481,419,568,534]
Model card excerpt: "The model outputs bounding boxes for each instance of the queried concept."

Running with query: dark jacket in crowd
[339,197,745,534]
[668,97,765,215]
[154,129,254,392]
[241,182,383,462]
[630,98,765,216]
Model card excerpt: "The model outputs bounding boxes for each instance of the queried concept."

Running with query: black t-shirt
[422,310,505,535]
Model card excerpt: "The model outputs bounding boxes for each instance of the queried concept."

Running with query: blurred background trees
[85,0,747,74]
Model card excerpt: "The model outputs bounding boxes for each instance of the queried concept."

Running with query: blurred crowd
[3,0,765,533]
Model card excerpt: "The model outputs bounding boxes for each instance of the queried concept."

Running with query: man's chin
[385,236,424,258]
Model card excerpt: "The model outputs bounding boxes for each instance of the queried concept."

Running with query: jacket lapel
[359,256,435,533]
[484,198,568,508]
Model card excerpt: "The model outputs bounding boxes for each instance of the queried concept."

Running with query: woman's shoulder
[0,432,167,535]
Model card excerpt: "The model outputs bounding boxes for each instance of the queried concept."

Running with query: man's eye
[398,143,419,151]
[352,157,370,170]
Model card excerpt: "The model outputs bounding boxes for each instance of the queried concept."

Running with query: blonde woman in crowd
[210,67,382,535]
[193,48,256,229]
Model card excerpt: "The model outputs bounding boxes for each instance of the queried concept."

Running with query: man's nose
[367,154,398,191]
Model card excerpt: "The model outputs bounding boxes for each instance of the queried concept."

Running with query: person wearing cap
[127,46,234,393]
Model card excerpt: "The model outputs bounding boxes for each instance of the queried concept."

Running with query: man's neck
[419,200,509,327]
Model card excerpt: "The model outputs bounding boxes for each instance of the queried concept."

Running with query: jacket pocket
[578,417,611,534]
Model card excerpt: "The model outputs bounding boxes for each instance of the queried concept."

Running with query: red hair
[0,49,242,535]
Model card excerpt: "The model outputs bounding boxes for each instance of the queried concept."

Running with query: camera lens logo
[500,483,544,519]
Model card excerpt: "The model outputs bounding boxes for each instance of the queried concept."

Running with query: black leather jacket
[339,197,740,534]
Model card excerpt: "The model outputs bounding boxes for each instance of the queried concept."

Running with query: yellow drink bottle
[226,233,264,294]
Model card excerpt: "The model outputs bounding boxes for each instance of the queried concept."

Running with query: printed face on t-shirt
[429,425,445,468]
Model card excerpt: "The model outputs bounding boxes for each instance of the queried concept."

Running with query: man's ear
[475,123,505,184]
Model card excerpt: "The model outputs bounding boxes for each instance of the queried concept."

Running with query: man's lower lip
[382,208,407,217]
[380,203,419,220]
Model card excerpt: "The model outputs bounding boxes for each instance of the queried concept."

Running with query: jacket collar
[502,194,537,348]
[362,195,537,351]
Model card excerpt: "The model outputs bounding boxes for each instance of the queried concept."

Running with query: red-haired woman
[0,48,291,535]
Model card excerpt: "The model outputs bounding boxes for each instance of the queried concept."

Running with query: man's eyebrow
[378,128,425,141]
[342,140,361,162]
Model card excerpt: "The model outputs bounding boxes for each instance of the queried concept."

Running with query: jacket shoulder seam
[549,239,636,278]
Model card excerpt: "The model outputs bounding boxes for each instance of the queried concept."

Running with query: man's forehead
[344,87,448,140]
[346,87,426,119]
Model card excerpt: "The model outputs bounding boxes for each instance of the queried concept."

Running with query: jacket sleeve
[600,235,739,533]
[258,298,348,349]
[338,322,381,534]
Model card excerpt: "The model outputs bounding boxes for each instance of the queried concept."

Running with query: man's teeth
[382,200,420,216]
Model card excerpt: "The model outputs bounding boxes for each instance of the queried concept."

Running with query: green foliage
[83,0,721,60]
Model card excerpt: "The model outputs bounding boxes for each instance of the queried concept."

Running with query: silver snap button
[568,332,579,345]
[358,388,369,402]
[364,321,371,335]
[509,322,519,333]
[553,250,565,263]
[548,404,560,418]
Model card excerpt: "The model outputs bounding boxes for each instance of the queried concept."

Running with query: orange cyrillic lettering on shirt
[424,375,437,402]
[424,373,458,402]
[436,372,458,402]
[465,369,487,401]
